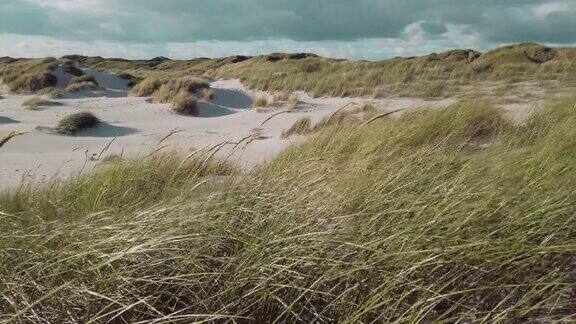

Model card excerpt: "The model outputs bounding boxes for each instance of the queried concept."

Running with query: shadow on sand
[42,101,65,107]
[211,88,253,109]
[78,123,137,137]
[196,102,237,118]
[82,68,131,91]
[36,123,136,138]
[30,101,65,111]
[0,116,19,124]
[63,89,129,99]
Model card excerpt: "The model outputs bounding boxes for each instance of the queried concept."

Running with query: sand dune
[81,68,131,91]
[1,68,460,190]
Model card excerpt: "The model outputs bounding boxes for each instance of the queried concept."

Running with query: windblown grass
[118,72,135,80]
[210,43,576,98]
[171,90,198,115]
[287,93,299,110]
[61,59,84,76]
[282,116,312,137]
[22,96,61,110]
[254,93,270,108]
[65,75,99,92]
[272,91,289,102]
[283,104,377,138]
[128,75,210,103]
[22,96,44,110]
[130,77,163,96]
[0,58,58,93]
[200,88,214,101]
[37,87,63,99]
[153,76,210,103]
[40,43,575,102]
[1,98,576,322]
[7,43,574,99]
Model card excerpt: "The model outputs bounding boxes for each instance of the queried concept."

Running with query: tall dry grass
[1,98,576,322]
[171,90,198,115]
[0,58,58,93]
[43,43,576,100]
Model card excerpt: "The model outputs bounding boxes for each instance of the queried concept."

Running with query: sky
[0,0,575,60]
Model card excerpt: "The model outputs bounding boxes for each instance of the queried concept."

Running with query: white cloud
[3,0,576,48]
[0,22,488,61]
[0,33,156,59]
[533,1,574,18]
[22,0,111,13]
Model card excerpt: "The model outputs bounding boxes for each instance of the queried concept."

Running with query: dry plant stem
[324,102,355,125]
[259,110,291,127]
[97,137,117,160]
[158,128,184,145]
[0,131,28,149]
[360,108,407,127]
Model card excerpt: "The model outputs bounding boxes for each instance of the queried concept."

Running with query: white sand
[1,69,458,190]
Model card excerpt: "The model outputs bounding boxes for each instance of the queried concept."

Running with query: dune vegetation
[0,57,58,93]
[200,87,214,101]
[170,90,198,115]
[61,59,84,77]
[1,43,574,100]
[1,43,575,322]
[22,96,45,110]
[54,111,100,135]
[253,93,270,108]
[151,76,210,103]
[287,93,300,110]
[1,96,575,322]
[21,96,61,110]
[282,116,312,137]
[65,75,99,92]
[37,87,63,99]
[128,75,211,107]
[48,43,576,99]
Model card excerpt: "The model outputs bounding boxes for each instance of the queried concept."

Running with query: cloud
[0,23,483,60]
[3,0,576,43]
[0,0,575,59]
[533,1,573,18]
[0,33,158,59]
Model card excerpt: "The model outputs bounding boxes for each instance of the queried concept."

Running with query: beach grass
[49,43,573,101]
[171,90,198,115]
[22,96,44,110]
[5,43,573,100]
[282,116,312,137]
[0,58,58,93]
[55,111,100,135]
[1,97,575,322]
[254,93,270,107]
[37,87,63,99]
[65,75,99,92]
[152,76,210,103]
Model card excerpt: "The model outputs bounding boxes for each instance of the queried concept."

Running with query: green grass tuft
[56,111,100,135]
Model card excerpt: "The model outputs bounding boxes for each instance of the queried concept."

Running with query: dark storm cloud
[1,0,575,47]
[0,0,576,59]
